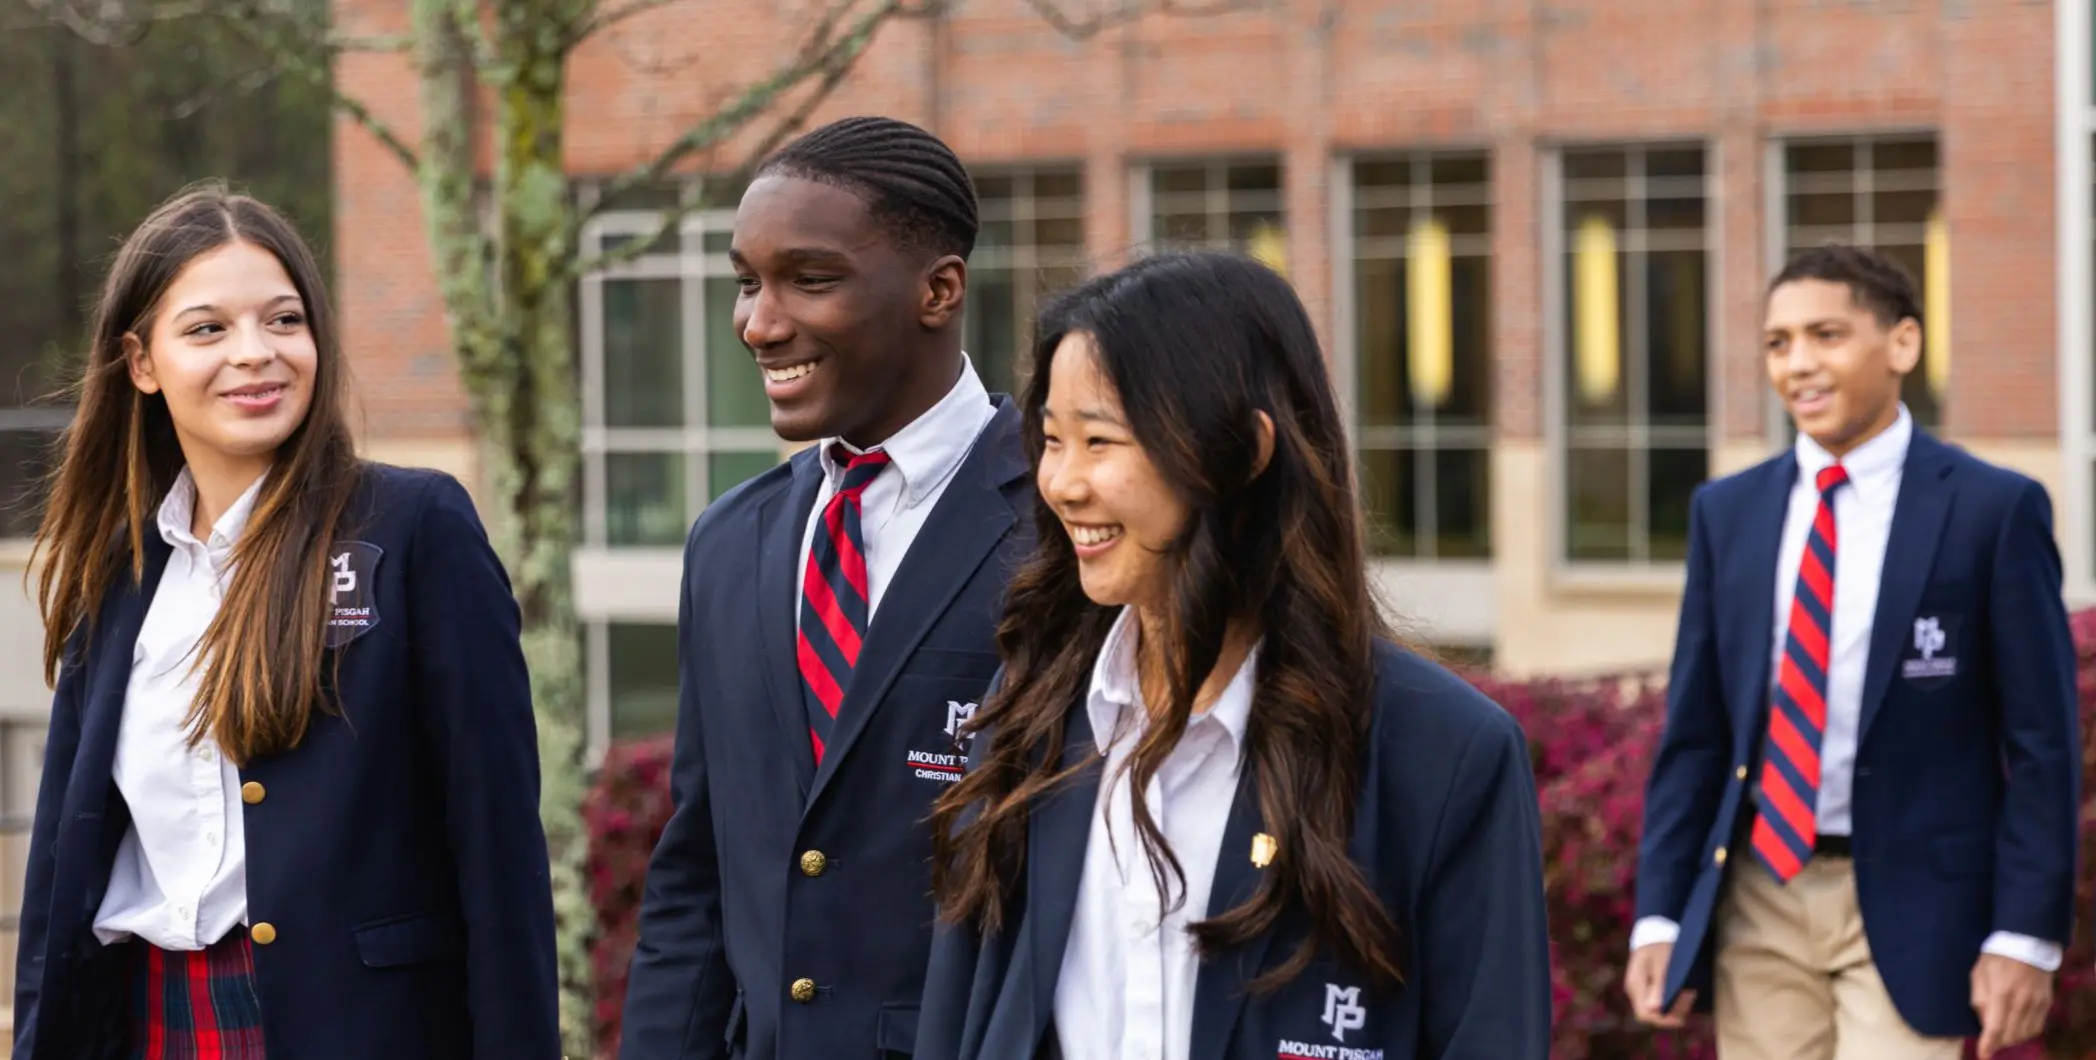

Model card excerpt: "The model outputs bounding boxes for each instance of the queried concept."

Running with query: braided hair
[757,115,979,261]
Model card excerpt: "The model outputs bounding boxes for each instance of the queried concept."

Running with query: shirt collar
[157,466,267,561]
[819,354,992,506]
[1084,606,1259,756]
[1793,402,1912,499]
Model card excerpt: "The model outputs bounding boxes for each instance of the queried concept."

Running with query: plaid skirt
[125,928,266,1059]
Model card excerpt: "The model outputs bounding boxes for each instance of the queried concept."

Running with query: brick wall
[330,0,2063,447]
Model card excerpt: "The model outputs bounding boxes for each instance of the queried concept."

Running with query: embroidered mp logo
[944,700,978,747]
[324,541,384,648]
[1902,614,1958,681]
[1321,983,1367,1042]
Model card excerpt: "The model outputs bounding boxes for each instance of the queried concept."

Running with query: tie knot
[833,446,891,497]
[1816,463,1849,494]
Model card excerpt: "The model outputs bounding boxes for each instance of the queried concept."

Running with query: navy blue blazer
[1635,430,2080,1037]
[914,640,1552,1060]
[12,464,560,1060]
[619,398,1032,1060]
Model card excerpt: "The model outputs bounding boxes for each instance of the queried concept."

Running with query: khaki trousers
[1714,857,1963,1060]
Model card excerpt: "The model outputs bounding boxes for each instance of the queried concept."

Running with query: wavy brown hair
[30,181,360,764]
[929,250,1404,993]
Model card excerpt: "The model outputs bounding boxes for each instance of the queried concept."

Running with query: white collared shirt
[92,467,262,950]
[1054,607,1259,1060]
[794,354,996,620]
[1631,405,2059,970]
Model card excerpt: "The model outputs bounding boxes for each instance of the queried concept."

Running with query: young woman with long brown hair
[916,250,1551,1060]
[13,183,558,1059]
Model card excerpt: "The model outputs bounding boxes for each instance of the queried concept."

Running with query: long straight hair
[31,181,361,764]
[929,250,1405,993]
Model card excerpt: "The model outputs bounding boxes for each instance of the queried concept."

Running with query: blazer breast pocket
[1896,611,1963,693]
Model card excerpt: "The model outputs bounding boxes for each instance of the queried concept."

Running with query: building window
[0,408,63,540]
[581,199,782,549]
[604,621,681,740]
[1350,153,1492,559]
[1144,159,1287,272]
[965,167,1090,395]
[1780,135,1943,427]
[1557,144,1712,564]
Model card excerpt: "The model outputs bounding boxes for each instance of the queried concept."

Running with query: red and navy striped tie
[799,447,891,764]
[1752,462,1849,882]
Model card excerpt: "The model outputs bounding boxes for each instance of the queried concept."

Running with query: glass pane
[704,277,768,428]
[1228,211,1285,246]
[1357,447,1418,558]
[1355,257,1408,427]
[972,174,1014,202]
[1871,138,1938,173]
[1646,250,1709,424]
[1446,254,1493,424]
[1646,196,1705,231]
[1430,155,1489,187]
[1645,148,1705,180]
[1433,447,1491,558]
[607,622,682,739]
[606,452,688,547]
[1152,166,1210,195]
[702,229,733,254]
[603,279,684,429]
[978,218,1015,252]
[1440,203,1490,237]
[0,429,59,538]
[1034,170,1083,200]
[1356,160,1412,189]
[1872,189,1936,226]
[1787,143,1855,174]
[707,451,780,503]
[1566,447,1632,561]
[1357,206,1412,240]
[1648,447,1708,561]
[1226,164,1281,193]
[1789,192,1856,227]
[1565,246,1630,425]
[1563,150,1627,182]
[1031,215,1085,248]
[965,269,1020,396]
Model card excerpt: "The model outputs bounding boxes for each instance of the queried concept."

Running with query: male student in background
[619,116,1031,1060]
[1625,243,2079,1059]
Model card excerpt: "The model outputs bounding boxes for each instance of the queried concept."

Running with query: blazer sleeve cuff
[1980,932,2062,973]
[1630,916,1681,952]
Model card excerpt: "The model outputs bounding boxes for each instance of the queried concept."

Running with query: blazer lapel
[75,538,174,806]
[1730,455,1796,743]
[755,455,826,800]
[804,402,1027,809]
[1190,767,1279,1060]
[1028,706,1102,1044]
[1859,433,1956,740]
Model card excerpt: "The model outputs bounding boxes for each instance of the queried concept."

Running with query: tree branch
[569,0,686,44]
[570,0,902,271]
[211,0,423,172]
[1022,0,1268,40]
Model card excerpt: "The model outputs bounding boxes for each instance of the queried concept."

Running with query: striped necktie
[1752,462,1849,882]
[798,447,892,764]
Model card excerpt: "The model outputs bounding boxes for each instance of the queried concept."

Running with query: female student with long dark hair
[918,250,1552,1060]
[14,183,559,1059]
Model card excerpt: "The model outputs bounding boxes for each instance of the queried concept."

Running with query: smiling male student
[618,116,1031,1060]
[1626,243,2079,1059]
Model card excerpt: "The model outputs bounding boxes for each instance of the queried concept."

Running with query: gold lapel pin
[1250,832,1277,868]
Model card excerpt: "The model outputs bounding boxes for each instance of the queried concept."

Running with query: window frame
[1329,149,1498,645]
[2059,0,2096,606]
[963,163,1092,394]
[1128,155,1288,257]
[1541,140,1722,581]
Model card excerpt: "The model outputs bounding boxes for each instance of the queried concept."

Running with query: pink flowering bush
[583,619,2096,1058]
